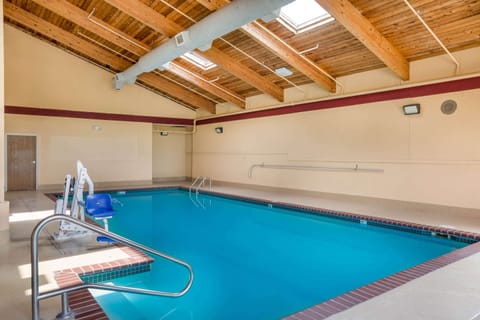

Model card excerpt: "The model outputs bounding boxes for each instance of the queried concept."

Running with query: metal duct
[113,0,294,90]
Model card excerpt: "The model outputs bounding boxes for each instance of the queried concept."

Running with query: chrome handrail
[189,177,212,209]
[189,176,202,194]
[31,215,194,320]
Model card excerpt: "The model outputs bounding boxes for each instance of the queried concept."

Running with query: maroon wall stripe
[197,76,480,125]
[5,77,480,126]
[4,105,194,126]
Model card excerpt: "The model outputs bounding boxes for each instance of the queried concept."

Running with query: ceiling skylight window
[278,0,334,34]
[180,51,217,70]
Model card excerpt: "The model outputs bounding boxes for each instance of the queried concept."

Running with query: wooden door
[7,135,37,191]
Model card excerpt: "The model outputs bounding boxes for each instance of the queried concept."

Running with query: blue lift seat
[85,193,116,218]
[85,193,116,243]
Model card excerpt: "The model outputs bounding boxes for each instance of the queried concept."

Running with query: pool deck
[2,181,480,319]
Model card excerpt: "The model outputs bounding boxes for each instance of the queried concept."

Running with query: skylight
[180,51,216,70]
[278,0,334,34]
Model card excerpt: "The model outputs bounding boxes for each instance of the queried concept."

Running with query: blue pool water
[89,189,467,319]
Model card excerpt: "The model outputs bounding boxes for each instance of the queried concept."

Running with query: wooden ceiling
[4,0,480,114]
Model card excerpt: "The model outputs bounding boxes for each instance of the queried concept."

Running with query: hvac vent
[441,100,457,115]
[175,31,190,47]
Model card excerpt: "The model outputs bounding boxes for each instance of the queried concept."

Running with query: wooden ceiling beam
[197,0,408,82]
[315,0,410,80]
[196,0,228,11]
[196,0,336,92]
[195,0,228,10]
[166,63,246,108]
[30,0,146,57]
[104,0,181,36]
[29,0,235,111]
[242,22,336,93]
[103,0,285,102]
[200,47,284,101]
[137,73,215,114]
[3,2,216,113]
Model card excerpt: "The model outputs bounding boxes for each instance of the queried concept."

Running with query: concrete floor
[2,182,480,319]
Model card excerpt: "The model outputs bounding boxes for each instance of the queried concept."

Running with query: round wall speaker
[441,100,457,115]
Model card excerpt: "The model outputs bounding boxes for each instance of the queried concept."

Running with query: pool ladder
[189,176,212,209]
[31,215,194,320]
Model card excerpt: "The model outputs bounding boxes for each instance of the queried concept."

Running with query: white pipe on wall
[248,163,384,178]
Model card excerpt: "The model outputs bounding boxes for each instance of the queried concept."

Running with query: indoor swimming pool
[85,188,469,319]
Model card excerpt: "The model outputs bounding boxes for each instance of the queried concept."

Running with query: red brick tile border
[53,245,153,319]
[283,241,480,319]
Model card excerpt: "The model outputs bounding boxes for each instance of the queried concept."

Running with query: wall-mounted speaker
[441,100,457,115]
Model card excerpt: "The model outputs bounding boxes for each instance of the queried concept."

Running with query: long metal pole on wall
[248,163,384,178]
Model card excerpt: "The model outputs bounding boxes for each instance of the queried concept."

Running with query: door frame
[5,133,39,191]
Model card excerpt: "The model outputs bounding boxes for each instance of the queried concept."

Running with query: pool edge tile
[283,241,480,319]
[53,244,154,320]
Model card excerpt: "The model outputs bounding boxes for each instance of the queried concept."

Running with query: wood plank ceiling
[4,0,480,114]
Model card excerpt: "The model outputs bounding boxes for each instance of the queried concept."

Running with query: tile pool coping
[53,245,154,320]
[46,187,480,319]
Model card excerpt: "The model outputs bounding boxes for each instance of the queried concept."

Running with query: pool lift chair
[54,161,117,243]
[54,161,95,241]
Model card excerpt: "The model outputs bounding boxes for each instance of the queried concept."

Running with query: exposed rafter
[3,2,216,113]
[166,63,246,108]
[315,0,410,80]
[103,0,285,102]
[30,0,146,56]
[197,0,408,82]
[197,0,336,92]
[242,22,336,93]
[196,0,227,11]
[200,47,285,101]
[196,0,227,10]
[29,0,245,111]
[196,0,336,93]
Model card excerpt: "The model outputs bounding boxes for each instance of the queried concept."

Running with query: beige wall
[4,24,195,119]
[0,6,10,230]
[6,115,153,187]
[3,23,197,188]
[193,47,480,209]
[152,132,189,180]
[194,88,480,209]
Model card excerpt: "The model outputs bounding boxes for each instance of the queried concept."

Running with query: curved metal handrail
[31,215,194,320]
